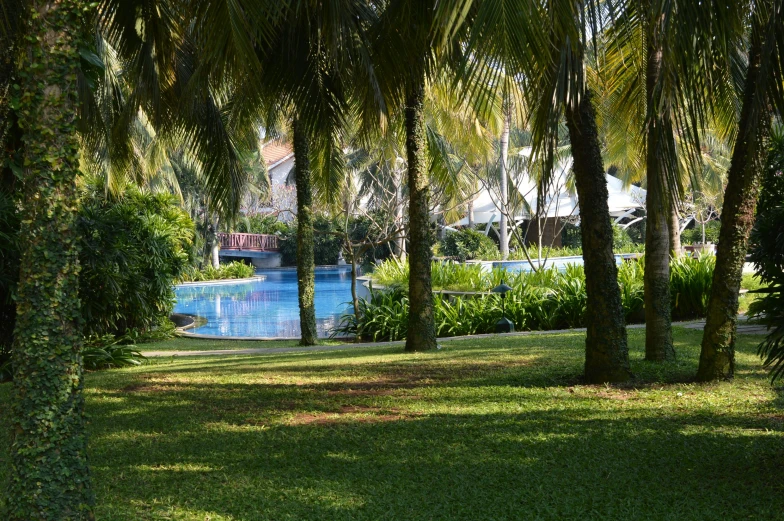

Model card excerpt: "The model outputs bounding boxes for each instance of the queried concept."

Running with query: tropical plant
[372,0,473,352]
[82,334,146,370]
[670,255,715,320]
[180,261,254,283]
[447,0,633,382]
[601,0,741,362]
[748,126,784,381]
[440,228,499,261]
[78,180,194,337]
[698,0,784,381]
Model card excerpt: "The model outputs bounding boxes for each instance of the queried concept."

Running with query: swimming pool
[173,267,353,338]
[489,254,637,273]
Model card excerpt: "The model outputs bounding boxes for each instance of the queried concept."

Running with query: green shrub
[439,228,499,261]
[613,224,636,251]
[0,187,18,381]
[78,181,194,337]
[236,214,290,235]
[749,129,784,380]
[82,334,146,370]
[179,261,255,282]
[618,259,645,322]
[354,255,715,340]
[681,220,720,245]
[670,255,715,320]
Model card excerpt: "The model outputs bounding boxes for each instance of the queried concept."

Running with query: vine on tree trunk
[6,1,95,519]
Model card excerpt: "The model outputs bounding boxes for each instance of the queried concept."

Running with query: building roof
[260,141,294,169]
[452,148,646,227]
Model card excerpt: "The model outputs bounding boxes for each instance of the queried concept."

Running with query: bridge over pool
[217,233,282,267]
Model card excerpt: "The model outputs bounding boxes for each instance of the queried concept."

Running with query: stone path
[141,320,769,359]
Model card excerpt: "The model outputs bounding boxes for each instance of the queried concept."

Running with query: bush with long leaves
[350,256,717,341]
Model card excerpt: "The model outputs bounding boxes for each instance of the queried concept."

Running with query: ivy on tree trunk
[6,1,95,519]
[293,119,319,346]
[697,29,769,382]
[565,90,632,384]
[404,78,436,351]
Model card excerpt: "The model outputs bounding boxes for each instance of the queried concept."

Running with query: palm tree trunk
[697,30,769,381]
[499,113,510,259]
[404,78,437,351]
[393,168,406,259]
[210,216,220,268]
[565,90,632,383]
[669,204,682,257]
[644,43,675,361]
[7,1,94,519]
[292,119,318,346]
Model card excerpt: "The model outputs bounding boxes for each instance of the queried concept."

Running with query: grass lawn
[140,336,345,352]
[1,327,782,520]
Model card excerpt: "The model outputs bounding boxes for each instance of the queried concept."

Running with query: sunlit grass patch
[0,327,782,520]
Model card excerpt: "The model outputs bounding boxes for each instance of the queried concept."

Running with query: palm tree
[698,0,784,381]
[247,1,382,345]
[601,0,722,362]
[451,0,631,382]
[5,2,95,518]
[371,1,445,352]
[3,1,277,516]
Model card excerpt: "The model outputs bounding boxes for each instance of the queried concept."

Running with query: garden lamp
[492,281,514,333]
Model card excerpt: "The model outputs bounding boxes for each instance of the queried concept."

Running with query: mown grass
[142,336,345,352]
[1,328,782,520]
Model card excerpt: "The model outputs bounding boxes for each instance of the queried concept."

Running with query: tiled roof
[261,141,293,168]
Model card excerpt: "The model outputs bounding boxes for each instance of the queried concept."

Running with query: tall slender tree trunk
[467,197,475,227]
[292,120,318,346]
[7,2,95,519]
[393,168,406,259]
[210,216,220,268]
[668,205,682,257]
[404,78,437,351]
[499,113,510,259]
[697,31,769,381]
[644,42,675,361]
[565,90,632,383]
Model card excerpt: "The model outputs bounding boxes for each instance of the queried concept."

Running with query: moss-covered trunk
[565,90,631,383]
[644,42,675,362]
[404,78,436,351]
[7,1,95,519]
[293,120,318,346]
[697,30,768,381]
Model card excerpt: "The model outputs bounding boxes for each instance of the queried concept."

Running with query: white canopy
[453,150,646,227]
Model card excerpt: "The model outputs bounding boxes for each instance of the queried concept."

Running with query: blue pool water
[173,268,353,338]
[492,254,634,273]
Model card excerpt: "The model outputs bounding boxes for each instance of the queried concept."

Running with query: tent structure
[452,150,646,230]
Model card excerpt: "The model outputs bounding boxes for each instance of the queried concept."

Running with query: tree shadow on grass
[85,387,784,521]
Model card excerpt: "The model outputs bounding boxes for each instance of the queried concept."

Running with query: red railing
[218,233,279,252]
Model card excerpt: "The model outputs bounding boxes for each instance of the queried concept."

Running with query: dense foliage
[749,131,784,380]
[682,221,721,245]
[0,188,18,381]
[78,182,194,337]
[238,213,394,267]
[351,256,717,341]
[180,261,254,282]
[439,228,499,261]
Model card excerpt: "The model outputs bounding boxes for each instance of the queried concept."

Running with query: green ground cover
[1,328,782,520]
[143,337,345,352]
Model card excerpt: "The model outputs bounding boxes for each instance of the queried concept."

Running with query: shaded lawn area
[140,337,346,352]
[1,328,783,520]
